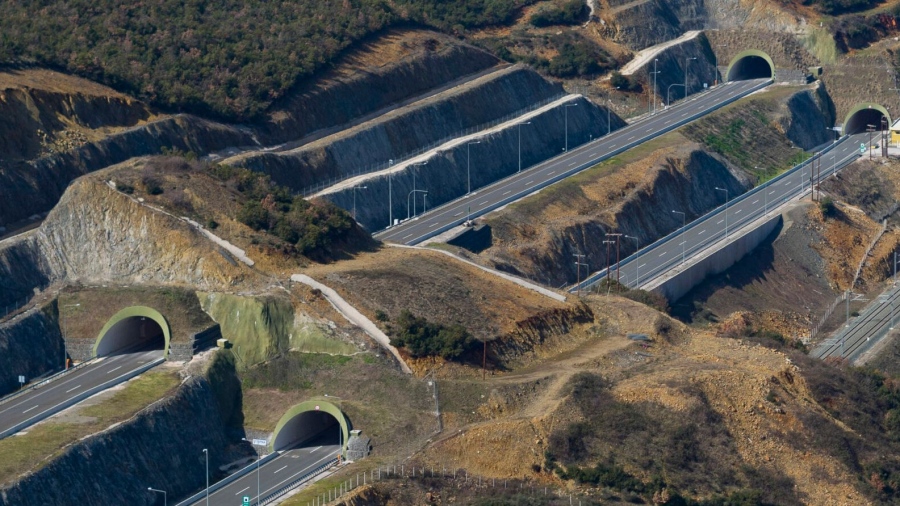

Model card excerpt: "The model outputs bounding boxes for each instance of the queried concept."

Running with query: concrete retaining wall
[647,214,782,302]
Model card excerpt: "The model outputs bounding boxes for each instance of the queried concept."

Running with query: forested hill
[0,0,533,122]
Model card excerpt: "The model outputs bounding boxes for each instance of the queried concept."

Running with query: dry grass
[0,370,179,487]
[301,246,569,342]
[58,285,214,345]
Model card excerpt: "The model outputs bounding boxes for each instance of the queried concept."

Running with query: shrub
[389,310,476,359]
[610,71,638,91]
[819,197,838,218]
[237,201,270,231]
[117,182,135,194]
[529,0,586,27]
[374,310,389,322]
[206,219,219,230]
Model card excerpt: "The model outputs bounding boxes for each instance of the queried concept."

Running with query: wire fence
[809,291,848,342]
[1,294,34,321]
[307,463,597,506]
[299,93,569,197]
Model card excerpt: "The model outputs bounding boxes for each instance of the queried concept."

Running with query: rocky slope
[0,352,248,506]
[0,303,63,396]
[0,173,258,310]
[478,138,750,286]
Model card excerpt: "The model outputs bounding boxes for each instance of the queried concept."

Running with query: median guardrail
[174,452,281,506]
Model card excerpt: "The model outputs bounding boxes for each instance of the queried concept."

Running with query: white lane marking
[735,209,742,214]
[639,263,647,268]
[769,190,775,195]
[717,220,724,224]
[610,144,617,148]
[428,223,438,228]
[23,405,39,414]
[236,487,249,495]
[402,233,412,239]
[548,171,556,175]
[659,251,667,257]
[107,366,122,374]
[502,190,511,196]
[274,465,288,474]
[664,120,671,125]
[698,229,706,235]
[312,446,322,452]
[681,112,689,117]
[646,128,653,132]
[569,162,577,167]
[525,181,534,185]
[65,385,82,393]
[479,200,489,205]
[453,212,463,217]
[752,199,758,204]
[628,136,635,141]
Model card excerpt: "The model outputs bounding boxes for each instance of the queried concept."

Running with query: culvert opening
[844,107,888,135]
[727,55,774,81]
[272,410,341,451]
[95,316,166,357]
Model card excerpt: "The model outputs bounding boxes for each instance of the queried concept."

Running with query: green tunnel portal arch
[270,400,350,456]
[726,50,775,82]
[93,306,171,358]
[843,103,891,135]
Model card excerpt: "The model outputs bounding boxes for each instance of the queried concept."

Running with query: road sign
[242,497,250,506]
[252,438,267,446]
[17,376,24,384]
[861,143,866,153]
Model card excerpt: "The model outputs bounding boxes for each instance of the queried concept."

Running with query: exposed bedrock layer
[321,95,624,232]
[231,66,565,192]
[0,303,62,397]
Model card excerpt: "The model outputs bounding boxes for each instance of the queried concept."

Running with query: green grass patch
[0,371,179,485]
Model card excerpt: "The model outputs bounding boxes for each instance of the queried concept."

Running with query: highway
[376,77,772,245]
[0,350,163,439]
[184,432,340,506]
[578,132,871,291]
[812,284,900,362]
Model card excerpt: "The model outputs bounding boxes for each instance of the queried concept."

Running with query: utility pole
[606,233,622,288]
[574,253,587,295]
[625,235,640,288]
[387,159,394,228]
[883,115,889,158]
[653,59,659,114]
[603,238,615,291]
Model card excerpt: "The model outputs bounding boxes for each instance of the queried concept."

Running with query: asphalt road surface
[0,350,163,438]
[579,132,870,291]
[376,78,772,245]
[812,284,900,361]
[186,432,340,506]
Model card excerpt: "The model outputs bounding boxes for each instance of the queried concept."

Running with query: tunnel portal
[93,306,170,358]
[726,51,775,81]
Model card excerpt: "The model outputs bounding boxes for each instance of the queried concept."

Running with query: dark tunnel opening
[727,55,774,81]
[272,410,341,451]
[95,316,166,357]
[844,108,888,135]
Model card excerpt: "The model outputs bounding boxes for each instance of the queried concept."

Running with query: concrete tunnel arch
[726,50,775,82]
[843,103,891,135]
[269,400,350,456]
[92,306,171,359]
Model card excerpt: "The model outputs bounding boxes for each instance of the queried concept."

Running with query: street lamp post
[564,103,578,152]
[351,186,367,221]
[653,59,659,114]
[387,159,394,228]
[649,69,661,114]
[684,57,697,100]
[242,438,262,504]
[407,190,428,220]
[518,122,531,173]
[467,141,481,194]
[672,210,686,267]
[761,166,770,216]
[608,87,620,135]
[624,235,639,287]
[715,187,729,238]
[62,303,80,369]
[148,487,166,506]
[667,83,685,107]
[202,448,209,506]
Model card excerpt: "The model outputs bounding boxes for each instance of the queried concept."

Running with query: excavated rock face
[0,304,63,397]
[0,358,246,506]
[483,143,750,287]
[0,176,257,309]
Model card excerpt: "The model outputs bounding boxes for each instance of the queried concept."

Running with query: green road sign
[861,143,866,153]
[242,497,250,506]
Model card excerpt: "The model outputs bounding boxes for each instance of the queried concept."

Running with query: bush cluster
[528,0,587,27]
[0,0,535,121]
[207,165,356,257]
[389,310,476,359]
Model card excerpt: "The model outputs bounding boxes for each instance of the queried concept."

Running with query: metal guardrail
[0,356,164,440]
[0,358,98,407]
[174,452,281,506]
[298,93,568,197]
[259,459,337,505]
[384,78,773,246]
[575,130,850,291]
